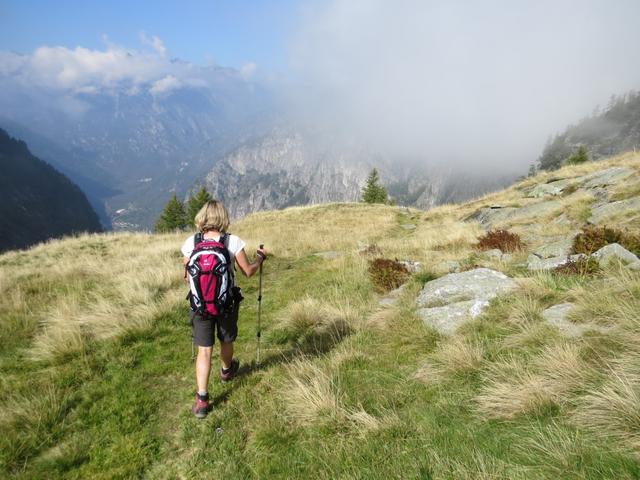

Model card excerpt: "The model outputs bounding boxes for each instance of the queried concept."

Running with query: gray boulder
[417,268,518,333]
[482,249,504,260]
[380,284,407,307]
[589,197,640,224]
[592,243,640,267]
[527,253,586,271]
[399,260,422,273]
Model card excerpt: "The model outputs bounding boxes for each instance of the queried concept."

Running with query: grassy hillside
[1,152,640,479]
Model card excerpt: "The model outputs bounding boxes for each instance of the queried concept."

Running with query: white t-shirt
[181,233,246,264]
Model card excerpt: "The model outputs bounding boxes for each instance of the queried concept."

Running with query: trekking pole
[256,244,264,365]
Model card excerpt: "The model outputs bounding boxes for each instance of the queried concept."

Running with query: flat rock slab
[592,243,640,267]
[313,251,341,259]
[417,268,518,333]
[526,179,571,198]
[400,224,417,230]
[466,201,562,228]
[531,235,576,259]
[578,167,636,189]
[589,196,640,224]
[543,303,609,337]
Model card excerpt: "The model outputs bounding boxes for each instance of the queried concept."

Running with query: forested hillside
[539,91,640,170]
[0,129,102,252]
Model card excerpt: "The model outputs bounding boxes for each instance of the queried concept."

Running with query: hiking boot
[221,358,240,382]
[192,393,210,418]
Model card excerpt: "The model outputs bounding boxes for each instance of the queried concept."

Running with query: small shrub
[415,271,438,285]
[572,225,640,256]
[566,146,589,165]
[554,257,600,277]
[476,229,524,253]
[368,258,410,293]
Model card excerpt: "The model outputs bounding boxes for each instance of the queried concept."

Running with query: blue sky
[0,0,297,71]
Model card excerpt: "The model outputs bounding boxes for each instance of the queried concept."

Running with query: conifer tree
[155,194,188,232]
[361,168,388,204]
[187,186,212,225]
[566,145,589,165]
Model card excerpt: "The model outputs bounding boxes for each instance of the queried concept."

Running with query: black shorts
[191,307,239,347]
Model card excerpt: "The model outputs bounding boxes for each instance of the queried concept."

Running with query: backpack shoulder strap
[221,232,230,248]
[194,232,203,245]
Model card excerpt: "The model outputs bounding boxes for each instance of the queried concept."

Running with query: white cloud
[0,36,255,99]
[240,62,257,80]
[149,74,182,94]
[289,0,640,171]
[140,32,167,56]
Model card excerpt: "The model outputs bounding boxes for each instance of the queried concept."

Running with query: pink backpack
[186,233,234,316]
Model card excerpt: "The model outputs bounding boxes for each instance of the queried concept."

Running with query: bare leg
[196,346,213,392]
[220,342,234,370]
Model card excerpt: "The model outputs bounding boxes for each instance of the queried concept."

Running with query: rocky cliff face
[198,131,367,218]
[195,129,516,218]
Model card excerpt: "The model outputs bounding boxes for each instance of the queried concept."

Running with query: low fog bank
[285,0,640,174]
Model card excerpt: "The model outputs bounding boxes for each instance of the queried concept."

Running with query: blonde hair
[194,200,230,232]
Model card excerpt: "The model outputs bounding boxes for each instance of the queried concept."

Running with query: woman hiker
[182,200,266,418]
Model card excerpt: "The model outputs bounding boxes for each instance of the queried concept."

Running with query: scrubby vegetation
[573,225,640,256]
[475,229,524,252]
[1,153,640,478]
[368,258,410,292]
[554,256,601,277]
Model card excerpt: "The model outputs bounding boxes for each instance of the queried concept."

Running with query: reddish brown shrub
[572,225,640,256]
[554,257,600,276]
[476,230,524,253]
[368,258,410,293]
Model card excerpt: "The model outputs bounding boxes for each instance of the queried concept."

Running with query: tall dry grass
[280,357,397,434]
[476,344,592,420]
[0,232,186,361]
[573,352,640,452]
[233,202,400,258]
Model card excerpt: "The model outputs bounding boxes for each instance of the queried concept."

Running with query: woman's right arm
[235,247,267,278]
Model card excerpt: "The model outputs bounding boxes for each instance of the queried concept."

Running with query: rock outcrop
[416,268,518,334]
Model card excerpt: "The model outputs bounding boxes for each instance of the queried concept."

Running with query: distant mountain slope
[0,67,276,230]
[193,128,516,218]
[0,129,102,252]
[539,91,640,170]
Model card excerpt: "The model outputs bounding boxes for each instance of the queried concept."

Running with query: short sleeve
[181,235,195,258]
[228,234,246,256]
